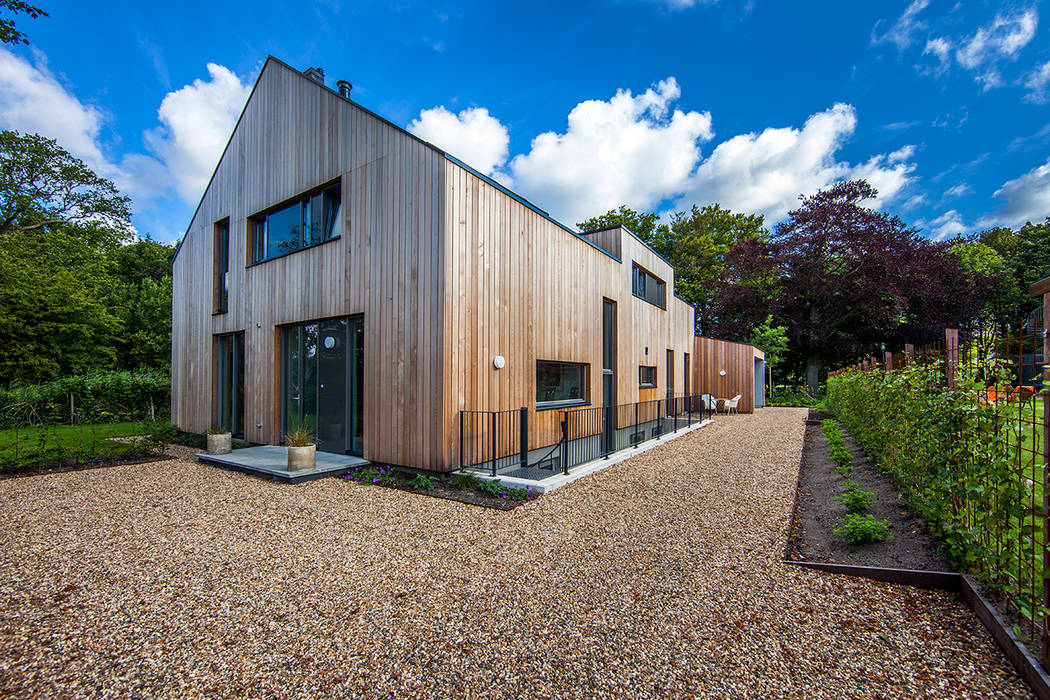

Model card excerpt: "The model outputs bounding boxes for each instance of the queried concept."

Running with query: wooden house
[171,57,758,473]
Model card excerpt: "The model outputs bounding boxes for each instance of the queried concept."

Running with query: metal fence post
[519,406,528,471]
[561,417,569,475]
[1042,292,1050,668]
[674,396,679,432]
[490,410,497,477]
[634,402,640,446]
[459,411,464,470]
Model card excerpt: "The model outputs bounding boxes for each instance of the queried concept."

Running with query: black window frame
[249,180,342,265]
[536,360,589,410]
[214,218,230,314]
[632,263,666,309]
[639,365,657,388]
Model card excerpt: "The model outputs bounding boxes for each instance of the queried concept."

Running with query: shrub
[410,473,436,492]
[0,369,170,428]
[835,514,890,544]
[284,425,315,447]
[836,486,875,513]
[453,472,483,490]
[769,385,823,407]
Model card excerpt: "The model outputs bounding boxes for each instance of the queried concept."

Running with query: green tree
[749,315,788,396]
[0,1,46,45]
[578,205,662,247]
[578,203,769,335]
[0,130,131,241]
[0,226,120,383]
[106,238,176,371]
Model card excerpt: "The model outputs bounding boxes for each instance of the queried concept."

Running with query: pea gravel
[0,408,1031,698]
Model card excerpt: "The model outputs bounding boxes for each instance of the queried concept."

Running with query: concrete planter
[287,444,317,472]
[206,432,232,455]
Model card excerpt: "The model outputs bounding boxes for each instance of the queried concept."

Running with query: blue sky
[1,0,1048,243]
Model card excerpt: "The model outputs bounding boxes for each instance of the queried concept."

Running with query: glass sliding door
[216,333,245,437]
[281,316,363,455]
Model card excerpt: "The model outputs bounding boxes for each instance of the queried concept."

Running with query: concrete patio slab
[196,445,367,483]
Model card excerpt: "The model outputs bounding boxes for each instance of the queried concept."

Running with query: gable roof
[172,56,675,273]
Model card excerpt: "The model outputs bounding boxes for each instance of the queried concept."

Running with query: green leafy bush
[0,369,170,428]
[835,514,890,544]
[821,419,853,474]
[346,465,398,486]
[453,473,482,490]
[769,385,823,407]
[836,486,875,513]
[410,473,436,491]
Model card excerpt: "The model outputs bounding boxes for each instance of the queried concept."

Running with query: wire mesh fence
[827,327,1050,665]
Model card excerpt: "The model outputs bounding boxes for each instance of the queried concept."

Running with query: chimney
[303,66,325,85]
[336,80,353,99]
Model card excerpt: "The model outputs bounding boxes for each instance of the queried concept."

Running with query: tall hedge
[0,369,170,427]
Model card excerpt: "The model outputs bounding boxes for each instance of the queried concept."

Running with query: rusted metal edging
[783,559,1050,699]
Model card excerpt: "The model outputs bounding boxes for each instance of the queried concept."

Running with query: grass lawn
[0,422,158,470]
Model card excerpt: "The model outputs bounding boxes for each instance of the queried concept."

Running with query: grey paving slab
[196,445,367,483]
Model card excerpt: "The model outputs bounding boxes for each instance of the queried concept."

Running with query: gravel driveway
[0,408,1029,698]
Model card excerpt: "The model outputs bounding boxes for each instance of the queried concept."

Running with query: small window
[214,219,229,313]
[632,264,665,309]
[639,365,657,388]
[250,182,341,264]
[536,361,588,407]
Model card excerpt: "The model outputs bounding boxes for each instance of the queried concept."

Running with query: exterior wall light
[719,369,727,376]
[493,355,506,370]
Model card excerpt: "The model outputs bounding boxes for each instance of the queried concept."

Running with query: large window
[216,333,245,437]
[536,361,588,408]
[639,365,657,388]
[214,219,229,313]
[251,183,341,263]
[632,264,666,309]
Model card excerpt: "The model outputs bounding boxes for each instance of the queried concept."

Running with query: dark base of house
[196,445,368,484]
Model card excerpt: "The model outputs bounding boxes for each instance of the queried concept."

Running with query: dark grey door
[602,300,616,453]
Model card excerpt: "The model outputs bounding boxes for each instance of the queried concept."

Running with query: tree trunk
[806,355,821,395]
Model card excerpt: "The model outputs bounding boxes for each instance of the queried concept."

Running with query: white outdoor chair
[723,394,742,414]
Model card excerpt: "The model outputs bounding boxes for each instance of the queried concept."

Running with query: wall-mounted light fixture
[493,355,506,370]
[719,369,727,376]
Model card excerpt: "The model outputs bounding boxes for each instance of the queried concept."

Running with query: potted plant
[285,425,316,471]
[206,425,232,455]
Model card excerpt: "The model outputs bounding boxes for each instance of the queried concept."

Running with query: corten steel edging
[783,560,962,590]
[783,558,1050,699]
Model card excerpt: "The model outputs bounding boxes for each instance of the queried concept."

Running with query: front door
[282,316,363,454]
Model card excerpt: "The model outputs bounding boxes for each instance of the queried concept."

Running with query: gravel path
[0,408,1030,698]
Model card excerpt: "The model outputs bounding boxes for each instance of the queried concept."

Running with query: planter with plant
[206,426,232,455]
[285,425,316,471]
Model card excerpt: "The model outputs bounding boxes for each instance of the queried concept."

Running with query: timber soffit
[171,55,625,268]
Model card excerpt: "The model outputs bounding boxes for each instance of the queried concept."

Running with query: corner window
[639,365,657,388]
[632,264,666,309]
[214,219,229,313]
[250,182,341,264]
[537,361,588,408]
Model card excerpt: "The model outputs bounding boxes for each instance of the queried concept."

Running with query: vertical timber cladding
[170,57,447,470]
[691,337,763,413]
[441,161,697,469]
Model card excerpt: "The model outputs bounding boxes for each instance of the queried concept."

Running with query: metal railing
[459,394,713,479]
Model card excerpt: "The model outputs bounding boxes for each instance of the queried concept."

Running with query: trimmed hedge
[0,370,170,428]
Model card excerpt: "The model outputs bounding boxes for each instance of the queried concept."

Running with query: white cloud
[922,209,969,240]
[872,0,930,50]
[407,106,509,177]
[506,78,713,224]
[944,183,971,198]
[145,63,252,202]
[1024,60,1050,103]
[983,158,1050,228]
[0,47,112,176]
[678,103,914,223]
[955,8,1038,89]
[921,37,951,75]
